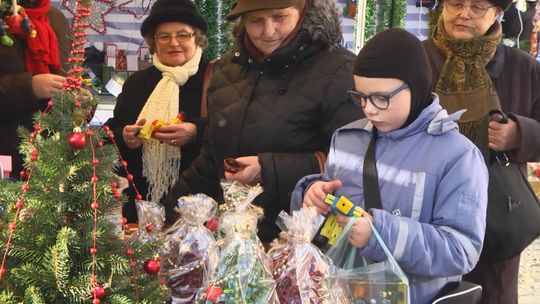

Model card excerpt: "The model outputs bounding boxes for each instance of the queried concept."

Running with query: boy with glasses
[293,28,489,304]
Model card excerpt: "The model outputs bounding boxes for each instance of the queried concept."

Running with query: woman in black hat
[163,0,360,243]
[423,0,540,302]
[105,0,210,223]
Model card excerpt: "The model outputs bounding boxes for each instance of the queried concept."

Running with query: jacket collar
[338,95,461,140]
[232,30,322,71]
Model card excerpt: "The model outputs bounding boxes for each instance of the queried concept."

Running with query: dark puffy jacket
[163,0,361,241]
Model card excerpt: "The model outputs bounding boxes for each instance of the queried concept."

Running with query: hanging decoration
[67,128,87,149]
[117,0,153,19]
[62,0,115,34]
[343,0,357,18]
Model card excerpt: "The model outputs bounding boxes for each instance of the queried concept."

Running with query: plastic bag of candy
[268,207,335,303]
[201,181,279,304]
[160,193,219,304]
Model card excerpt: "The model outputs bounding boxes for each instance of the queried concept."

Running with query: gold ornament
[19,207,34,222]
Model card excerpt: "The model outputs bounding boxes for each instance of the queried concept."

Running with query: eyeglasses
[348,83,409,110]
[444,0,497,19]
[155,32,195,44]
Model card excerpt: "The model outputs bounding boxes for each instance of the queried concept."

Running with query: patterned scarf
[24,0,60,73]
[138,47,202,203]
[432,16,501,158]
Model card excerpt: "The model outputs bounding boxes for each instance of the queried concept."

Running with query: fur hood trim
[302,0,343,46]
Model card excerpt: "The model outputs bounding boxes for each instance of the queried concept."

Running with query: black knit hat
[354,28,433,128]
[488,0,513,9]
[140,0,208,37]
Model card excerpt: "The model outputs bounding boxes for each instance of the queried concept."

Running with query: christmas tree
[0,0,163,303]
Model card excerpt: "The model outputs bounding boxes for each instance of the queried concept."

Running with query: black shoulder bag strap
[363,128,383,210]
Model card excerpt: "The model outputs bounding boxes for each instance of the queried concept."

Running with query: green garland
[220,0,236,56]
[195,0,235,60]
[362,0,407,42]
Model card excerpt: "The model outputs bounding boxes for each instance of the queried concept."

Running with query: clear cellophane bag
[200,181,279,304]
[269,207,335,303]
[159,193,219,304]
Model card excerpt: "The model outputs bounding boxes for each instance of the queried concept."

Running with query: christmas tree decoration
[268,207,336,303]
[92,284,107,299]
[160,193,219,303]
[201,182,278,304]
[0,0,164,302]
[67,128,87,149]
[2,0,37,40]
[62,0,115,34]
[117,0,152,19]
[143,257,161,275]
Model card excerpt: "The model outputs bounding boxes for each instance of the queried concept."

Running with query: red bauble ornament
[67,132,87,149]
[145,223,154,232]
[143,258,160,275]
[205,217,218,232]
[205,285,223,302]
[92,284,106,299]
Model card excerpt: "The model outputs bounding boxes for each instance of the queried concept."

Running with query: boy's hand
[336,214,373,249]
[303,180,342,215]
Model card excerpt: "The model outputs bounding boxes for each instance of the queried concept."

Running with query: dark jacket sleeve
[162,128,221,223]
[259,56,361,213]
[184,116,208,147]
[102,72,154,182]
[0,73,39,116]
[498,48,540,163]
[510,55,540,162]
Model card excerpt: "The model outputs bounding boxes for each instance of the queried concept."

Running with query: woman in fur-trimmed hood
[163,0,361,242]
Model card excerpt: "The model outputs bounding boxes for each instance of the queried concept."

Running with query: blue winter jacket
[291,97,488,304]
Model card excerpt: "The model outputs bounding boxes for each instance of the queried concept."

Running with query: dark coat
[0,6,70,178]
[104,58,209,222]
[424,39,540,164]
[163,0,361,241]
[424,38,540,304]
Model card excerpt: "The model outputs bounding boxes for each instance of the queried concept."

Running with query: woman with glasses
[162,0,360,243]
[424,0,540,303]
[104,0,210,224]
[293,28,488,304]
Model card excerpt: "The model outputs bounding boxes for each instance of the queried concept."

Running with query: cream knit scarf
[138,47,202,203]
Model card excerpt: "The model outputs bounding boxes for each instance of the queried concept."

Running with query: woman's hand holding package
[488,117,521,151]
[152,122,196,147]
[224,156,261,185]
[302,180,342,215]
[123,119,145,149]
[336,213,373,249]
